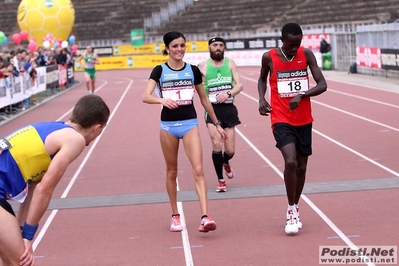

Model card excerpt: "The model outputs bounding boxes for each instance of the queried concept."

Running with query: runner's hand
[216,93,229,104]
[162,98,178,109]
[216,125,227,142]
[259,99,272,116]
[20,239,35,266]
[289,94,302,111]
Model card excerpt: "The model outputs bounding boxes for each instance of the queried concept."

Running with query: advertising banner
[131,29,144,46]
[356,46,381,69]
[380,48,399,71]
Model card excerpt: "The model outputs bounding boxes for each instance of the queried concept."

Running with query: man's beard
[210,50,224,61]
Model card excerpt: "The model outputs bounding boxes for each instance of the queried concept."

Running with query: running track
[1,67,398,266]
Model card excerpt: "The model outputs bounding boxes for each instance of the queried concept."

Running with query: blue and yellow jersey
[0,122,73,202]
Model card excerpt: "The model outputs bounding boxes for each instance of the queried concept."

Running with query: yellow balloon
[17,0,75,43]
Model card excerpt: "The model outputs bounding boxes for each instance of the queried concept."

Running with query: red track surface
[1,67,398,266]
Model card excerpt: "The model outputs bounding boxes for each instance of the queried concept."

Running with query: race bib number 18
[277,69,309,98]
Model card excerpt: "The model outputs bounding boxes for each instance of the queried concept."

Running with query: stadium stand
[0,1,20,37]
[150,0,399,37]
[150,0,303,36]
[0,0,169,45]
[277,0,399,29]
[72,0,170,43]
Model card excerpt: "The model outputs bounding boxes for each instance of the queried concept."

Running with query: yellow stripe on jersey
[6,125,51,183]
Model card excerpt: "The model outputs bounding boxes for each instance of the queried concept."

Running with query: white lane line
[235,128,374,266]
[326,89,399,108]
[313,100,399,132]
[313,129,399,177]
[33,78,133,251]
[56,79,109,121]
[242,75,399,132]
[324,77,399,94]
[239,74,399,265]
[176,179,193,266]
[242,73,399,102]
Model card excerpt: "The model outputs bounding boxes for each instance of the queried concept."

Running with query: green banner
[131,29,144,46]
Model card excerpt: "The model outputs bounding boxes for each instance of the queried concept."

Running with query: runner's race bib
[208,84,233,104]
[277,69,309,98]
[0,138,12,151]
[161,79,195,105]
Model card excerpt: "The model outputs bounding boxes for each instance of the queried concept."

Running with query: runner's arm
[303,48,327,97]
[229,59,243,96]
[258,52,272,116]
[16,183,38,228]
[24,132,85,228]
[142,79,177,109]
[93,53,100,64]
[196,83,227,140]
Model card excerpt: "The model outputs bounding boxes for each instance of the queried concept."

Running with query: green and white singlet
[84,53,96,79]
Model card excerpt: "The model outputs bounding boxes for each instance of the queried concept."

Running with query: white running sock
[287,204,296,212]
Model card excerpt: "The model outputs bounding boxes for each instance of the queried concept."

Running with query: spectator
[46,54,57,66]
[42,48,51,64]
[34,50,46,67]
[320,37,331,54]
[320,36,332,70]
[61,48,74,67]
[23,52,37,85]
[54,47,67,65]
[13,49,23,72]
[0,57,5,78]
[8,50,15,67]
[22,52,32,72]
[1,52,10,66]
[7,63,18,77]
[0,58,13,78]
[8,58,19,77]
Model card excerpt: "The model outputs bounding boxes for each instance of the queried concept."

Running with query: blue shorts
[160,118,198,139]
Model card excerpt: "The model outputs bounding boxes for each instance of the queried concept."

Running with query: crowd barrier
[0,65,75,109]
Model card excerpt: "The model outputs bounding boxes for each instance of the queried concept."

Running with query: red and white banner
[302,34,331,50]
[356,46,382,69]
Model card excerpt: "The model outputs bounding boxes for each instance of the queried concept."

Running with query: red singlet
[268,46,313,127]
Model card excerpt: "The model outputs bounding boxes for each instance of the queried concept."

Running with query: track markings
[328,235,360,239]
[33,78,133,251]
[238,74,399,266]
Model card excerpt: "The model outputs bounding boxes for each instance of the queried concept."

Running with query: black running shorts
[205,103,241,129]
[273,122,312,156]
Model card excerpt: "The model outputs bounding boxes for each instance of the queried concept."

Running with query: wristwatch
[226,91,232,97]
[298,91,306,98]
[214,120,222,126]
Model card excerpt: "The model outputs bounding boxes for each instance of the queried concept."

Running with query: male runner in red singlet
[257,22,327,234]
